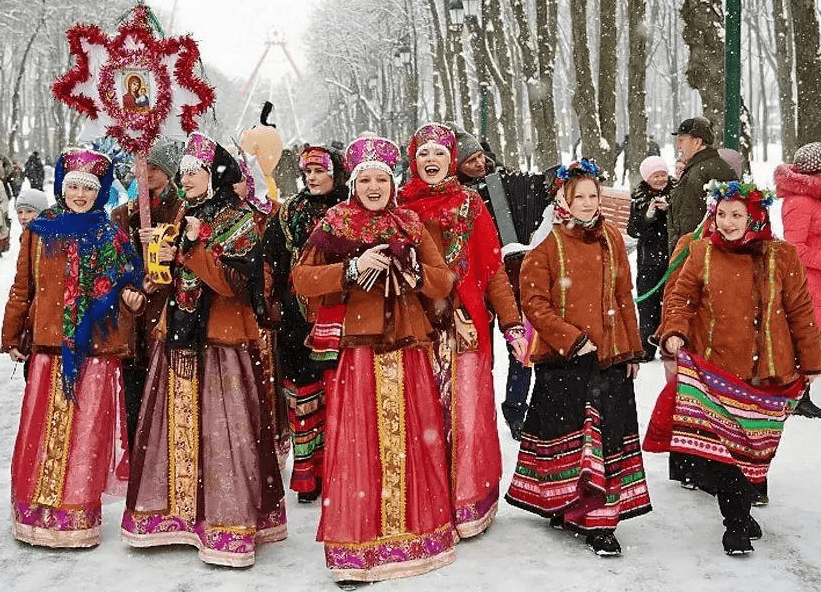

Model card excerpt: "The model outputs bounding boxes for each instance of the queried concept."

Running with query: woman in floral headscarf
[2,148,144,548]
[398,123,527,538]
[505,159,651,557]
[263,145,349,503]
[121,132,286,567]
[293,133,456,584]
[650,180,821,556]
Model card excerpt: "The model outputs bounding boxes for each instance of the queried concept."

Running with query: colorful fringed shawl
[302,199,424,363]
[29,207,142,399]
[643,350,804,483]
[399,176,502,355]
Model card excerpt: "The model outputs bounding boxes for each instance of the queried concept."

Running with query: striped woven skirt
[643,350,804,486]
[506,353,652,532]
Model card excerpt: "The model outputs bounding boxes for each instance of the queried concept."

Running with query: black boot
[794,389,821,418]
[586,530,621,556]
[722,527,754,555]
[719,492,754,556]
[298,478,322,504]
[745,516,762,540]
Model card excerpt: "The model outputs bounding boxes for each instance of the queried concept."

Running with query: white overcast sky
[148,0,316,81]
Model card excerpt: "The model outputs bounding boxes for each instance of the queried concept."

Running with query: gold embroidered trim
[374,350,406,537]
[167,350,199,521]
[704,244,715,361]
[552,228,567,318]
[765,245,777,376]
[602,226,619,357]
[33,360,74,507]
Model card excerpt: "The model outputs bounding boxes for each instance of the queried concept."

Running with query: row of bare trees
[0,1,138,164]
[3,0,821,185]
[294,0,821,185]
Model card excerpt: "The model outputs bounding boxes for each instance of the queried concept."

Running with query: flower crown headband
[704,179,775,213]
[550,158,606,196]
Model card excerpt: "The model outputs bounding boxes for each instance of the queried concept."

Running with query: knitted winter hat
[718,148,743,178]
[794,142,821,174]
[147,137,183,179]
[452,125,483,167]
[15,188,49,214]
[639,156,668,183]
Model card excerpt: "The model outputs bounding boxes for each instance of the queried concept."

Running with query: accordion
[484,169,554,246]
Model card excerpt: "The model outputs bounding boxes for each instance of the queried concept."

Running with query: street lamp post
[395,36,416,137]
[724,0,741,149]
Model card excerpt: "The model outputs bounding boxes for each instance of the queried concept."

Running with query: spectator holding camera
[627,156,674,361]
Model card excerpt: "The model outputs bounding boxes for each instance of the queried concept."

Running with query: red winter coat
[775,163,821,325]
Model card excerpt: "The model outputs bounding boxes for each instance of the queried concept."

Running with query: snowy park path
[1,204,820,592]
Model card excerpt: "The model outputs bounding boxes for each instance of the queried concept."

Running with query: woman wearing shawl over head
[398,123,527,538]
[121,132,287,567]
[649,179,821,555]
[292,133,457,584]
[505,160,652,556]
[2,148,144,547]
[232,148,291,466]
[263,145,349,503]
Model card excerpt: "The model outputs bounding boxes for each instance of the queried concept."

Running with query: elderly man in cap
[111,137,183,449]
[667,116,738,253]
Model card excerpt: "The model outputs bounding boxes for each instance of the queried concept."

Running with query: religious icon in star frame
[122,70,150,113]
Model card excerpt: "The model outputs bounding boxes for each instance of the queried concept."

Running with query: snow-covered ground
[2,170,821,591]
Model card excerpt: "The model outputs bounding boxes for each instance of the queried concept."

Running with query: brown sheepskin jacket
[2,229,138,356]
[153,241,262,345]
[520,220,644,367]
[292,229,454,351]
[660,237,821,384]
[111,195,182,366]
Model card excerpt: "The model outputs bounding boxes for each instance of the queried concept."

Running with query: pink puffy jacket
[775,163,821,326]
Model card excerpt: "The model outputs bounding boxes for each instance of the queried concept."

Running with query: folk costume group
[3,120,820,585]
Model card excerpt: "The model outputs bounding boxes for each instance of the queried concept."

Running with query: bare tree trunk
[627,0,648,188]
[510,0,547,170]
[755,21,769,162]
[680,0,725,145]
[739,99,753,174]
[453,28,475,133]
[773,0,796,161]
[470,7,500,155]
[535,0,559,167]
[481,1,521,168]
[426,0,455,123]
[598,0,618,178]
[8,14,45,159]
[569,0,604,166]
[669,8,682,126]
[790,0,821,146]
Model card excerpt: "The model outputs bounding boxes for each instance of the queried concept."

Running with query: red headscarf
[399,124,503,354]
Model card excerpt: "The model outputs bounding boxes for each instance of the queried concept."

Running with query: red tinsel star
[52,6,214,155]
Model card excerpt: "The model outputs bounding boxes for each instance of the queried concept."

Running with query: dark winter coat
[774,163,821,326]
[667,147,736,253]
[23,153,44,190]
[627,179,672,269]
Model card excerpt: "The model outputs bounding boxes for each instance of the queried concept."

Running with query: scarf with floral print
[29,207,142,399]
[398,175,502,355]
